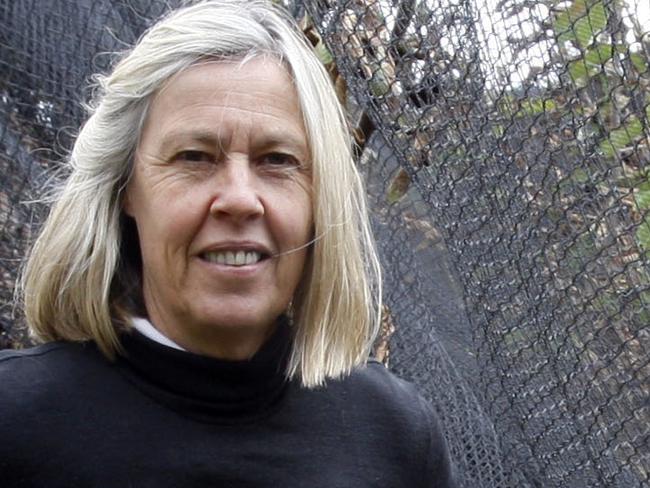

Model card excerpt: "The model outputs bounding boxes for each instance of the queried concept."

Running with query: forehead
[141,57,308,151]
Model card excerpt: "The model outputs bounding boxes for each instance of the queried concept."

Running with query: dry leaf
[386,168,411,204]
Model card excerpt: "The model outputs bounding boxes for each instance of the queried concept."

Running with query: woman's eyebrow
[158,130,224,153]
[255,134,308,152]
[158,129,308,154]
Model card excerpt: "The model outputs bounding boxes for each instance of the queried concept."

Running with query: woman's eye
[174,150,212,163]
[261,153,299,167]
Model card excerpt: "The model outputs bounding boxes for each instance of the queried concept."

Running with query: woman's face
[124,58,312,359]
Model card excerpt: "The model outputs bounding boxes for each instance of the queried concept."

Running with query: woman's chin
[160,303,285,358]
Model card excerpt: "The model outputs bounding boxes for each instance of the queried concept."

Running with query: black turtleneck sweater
[0,323,457,487]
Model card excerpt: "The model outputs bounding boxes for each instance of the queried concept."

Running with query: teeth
[203,250,262,266]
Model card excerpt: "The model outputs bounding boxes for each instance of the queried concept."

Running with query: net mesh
[1,1,648,487]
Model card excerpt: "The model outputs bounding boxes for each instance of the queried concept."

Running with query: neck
[145,313,279,361]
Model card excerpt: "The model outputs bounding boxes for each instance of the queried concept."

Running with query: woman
[0,1,457,486]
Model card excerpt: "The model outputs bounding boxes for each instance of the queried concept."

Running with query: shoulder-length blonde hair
[21,0,381,387]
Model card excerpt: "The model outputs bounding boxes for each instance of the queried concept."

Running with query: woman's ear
[121,156,138,217]
[122,187,134,217]
[121,163,137,218]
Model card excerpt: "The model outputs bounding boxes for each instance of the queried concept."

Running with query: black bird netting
[0,1,648,487]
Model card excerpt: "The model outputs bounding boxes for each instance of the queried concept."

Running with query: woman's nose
[209,160,264,222]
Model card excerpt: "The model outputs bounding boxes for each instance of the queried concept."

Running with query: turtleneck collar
[116,317,292,424]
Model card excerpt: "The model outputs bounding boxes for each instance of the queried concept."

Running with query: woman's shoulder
[351,362,457,487]
[0,340,99,375]
[342,360,433,418]
[0,341,106,408]
[288,361,457,487]
[296,361,440,451]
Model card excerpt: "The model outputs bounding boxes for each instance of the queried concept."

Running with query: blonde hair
[21,0,381,387]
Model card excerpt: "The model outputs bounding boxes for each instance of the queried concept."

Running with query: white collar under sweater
[131,317,186,351]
